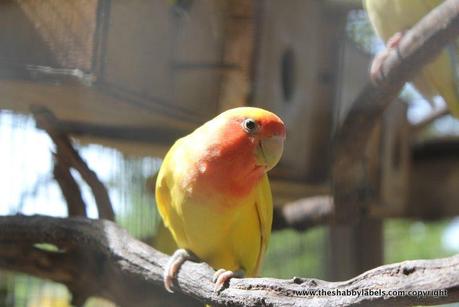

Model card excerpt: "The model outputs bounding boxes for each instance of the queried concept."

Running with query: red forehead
[258,116,286,138]
[215,107,286,140]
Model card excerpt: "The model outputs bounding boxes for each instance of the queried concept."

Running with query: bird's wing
[155,139,188,246]
[400,1,459,113]
[152,220,178,255]
[252,174,273,275]
[420,0,442,12]
[449,41,459,105]
[418,0,459,115]
[155,153,173,229]
[364,0,442,42]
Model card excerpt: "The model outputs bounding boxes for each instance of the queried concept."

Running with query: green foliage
[262,227,327,279]
[33,243,64,254]
[384,219,455,264]
[5,273,115,307]
[262,219,456,281]
[111,157,162,239]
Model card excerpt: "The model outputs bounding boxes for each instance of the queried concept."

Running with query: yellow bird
[364,0,459,117]
[155,107,286,292]
[152,220,178,256]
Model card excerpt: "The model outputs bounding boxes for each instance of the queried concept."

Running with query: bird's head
[188,107,286,197]
[211,107,286,172]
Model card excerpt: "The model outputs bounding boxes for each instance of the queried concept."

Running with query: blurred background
[0,0,458,306]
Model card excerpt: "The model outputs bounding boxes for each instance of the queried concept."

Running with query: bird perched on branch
[364,0,459,117]
[155,107,286,292]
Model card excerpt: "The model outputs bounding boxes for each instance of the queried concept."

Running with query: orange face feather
[190,108,286,199]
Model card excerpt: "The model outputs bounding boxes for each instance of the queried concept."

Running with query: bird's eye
[242,118,257,133]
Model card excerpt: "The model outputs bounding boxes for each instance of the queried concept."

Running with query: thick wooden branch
[0,215,457,307]
[31,106,115,221]
[0,215,196,307]
[333,0,459,223]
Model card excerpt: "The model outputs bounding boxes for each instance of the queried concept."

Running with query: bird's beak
[256,135,285,172]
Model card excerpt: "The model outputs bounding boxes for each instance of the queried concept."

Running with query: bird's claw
[370,31,404,82]
[212,269,244,293]
[163,249,194,293]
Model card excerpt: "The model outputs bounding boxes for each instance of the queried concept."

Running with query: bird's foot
[212,268,244,293]
[370,31,405,82]
[164,249,196,293]
[386,31,404,49]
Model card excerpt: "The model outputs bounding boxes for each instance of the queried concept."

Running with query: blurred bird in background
[154,107,286,292]
[364,0,459,117]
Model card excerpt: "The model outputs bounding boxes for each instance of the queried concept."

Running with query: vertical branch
[53,152,87,217]
[32,106,115,221]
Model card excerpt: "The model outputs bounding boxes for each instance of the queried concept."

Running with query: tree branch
[53,152,87,217]
[333,0,459,223]
[273,196,333,231]
[0,215,197,307]
[0,215,457,307]
[31,106,115,221]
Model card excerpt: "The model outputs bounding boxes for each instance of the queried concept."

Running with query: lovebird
[364,0,459,117]
[152,220,178,256]
[155,107,286,292]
